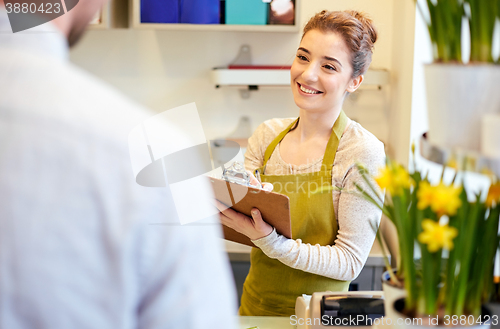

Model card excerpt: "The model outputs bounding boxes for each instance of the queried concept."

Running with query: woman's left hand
[215,201,273,241]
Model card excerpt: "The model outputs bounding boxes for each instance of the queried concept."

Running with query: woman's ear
[346,75,364,93]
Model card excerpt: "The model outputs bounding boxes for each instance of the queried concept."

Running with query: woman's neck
[295,108,342,142]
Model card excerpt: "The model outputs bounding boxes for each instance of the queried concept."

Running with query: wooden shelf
[130,0,300,32]
[212,67,291,86]
[131,23,299,32]
[211,68,391,89]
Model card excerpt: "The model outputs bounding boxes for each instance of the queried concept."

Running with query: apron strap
[321,110,348,173]
[260,111,348,175]
[261,118,299,170]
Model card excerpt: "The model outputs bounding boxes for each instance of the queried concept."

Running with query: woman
[217,10,386,316]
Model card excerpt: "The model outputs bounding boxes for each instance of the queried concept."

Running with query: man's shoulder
[1,50,152,144]
[51,59,151,132]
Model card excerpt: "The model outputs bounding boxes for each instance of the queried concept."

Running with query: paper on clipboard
[210,176,291,247]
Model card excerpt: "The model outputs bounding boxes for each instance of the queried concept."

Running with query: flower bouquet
[355,153,500,324]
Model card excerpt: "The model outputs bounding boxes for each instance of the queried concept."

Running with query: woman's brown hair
[302,10,378,78]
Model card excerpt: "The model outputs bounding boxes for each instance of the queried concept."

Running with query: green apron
[240,111,350,316]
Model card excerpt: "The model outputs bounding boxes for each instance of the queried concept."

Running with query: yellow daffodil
[375,163,414,196]
[418,219,458,253]
[486,181,500,208]
[417,181,434,211]
[417,181,462,217]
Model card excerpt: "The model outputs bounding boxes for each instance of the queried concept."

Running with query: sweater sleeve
[251,138,386,281]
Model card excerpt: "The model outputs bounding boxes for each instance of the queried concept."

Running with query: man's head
[0,0,107,47]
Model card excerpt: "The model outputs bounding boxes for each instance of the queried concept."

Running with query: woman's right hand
[246,170,273,192]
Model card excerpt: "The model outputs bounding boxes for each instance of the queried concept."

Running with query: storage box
[269,0,294,25]
[180,0,220,24]
[141,0,220,24]
[225,0,268,25]
[141,0,179,23]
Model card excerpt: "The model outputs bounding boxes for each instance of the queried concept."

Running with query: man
[0,1,237,328]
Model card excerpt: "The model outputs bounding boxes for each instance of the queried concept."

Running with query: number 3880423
[5,2,61,14]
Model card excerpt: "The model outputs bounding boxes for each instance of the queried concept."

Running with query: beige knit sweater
[244,117,386,281]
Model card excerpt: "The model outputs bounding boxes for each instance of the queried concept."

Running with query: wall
[70,0,415,163]
[388,0,415,166]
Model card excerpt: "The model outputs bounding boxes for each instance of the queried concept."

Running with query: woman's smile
[297,82,323,95]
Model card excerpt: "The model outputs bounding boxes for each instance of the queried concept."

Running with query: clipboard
[209,176,292,247]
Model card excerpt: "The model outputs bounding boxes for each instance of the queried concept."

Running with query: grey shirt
[0,13,237,329]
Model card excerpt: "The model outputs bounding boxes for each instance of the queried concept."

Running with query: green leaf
[418,0,464,62]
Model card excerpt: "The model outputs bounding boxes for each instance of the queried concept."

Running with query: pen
[254,169,263,188]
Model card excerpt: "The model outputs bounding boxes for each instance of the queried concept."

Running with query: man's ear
[346,75,364,93]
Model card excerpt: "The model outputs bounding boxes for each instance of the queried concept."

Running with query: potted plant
[355,153,500,327]
[416,0,500,153]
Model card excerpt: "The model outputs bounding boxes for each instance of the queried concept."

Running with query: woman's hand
[215,200,273,241]
[246,170,273,192]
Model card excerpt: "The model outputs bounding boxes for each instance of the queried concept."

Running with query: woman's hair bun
[346,10,378,44]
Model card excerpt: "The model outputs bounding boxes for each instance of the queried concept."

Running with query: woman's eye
[297,55,308,61]
[324,65,337,71]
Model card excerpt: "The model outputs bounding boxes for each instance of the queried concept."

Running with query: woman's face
[290,29,361,114]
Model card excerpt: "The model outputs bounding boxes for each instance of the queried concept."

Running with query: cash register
[295,291,385,329]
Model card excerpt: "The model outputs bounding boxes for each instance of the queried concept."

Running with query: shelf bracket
[231,44,252,66]
[231,45,257,99]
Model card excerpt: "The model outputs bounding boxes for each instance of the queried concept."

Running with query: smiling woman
[216,10,386,317]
